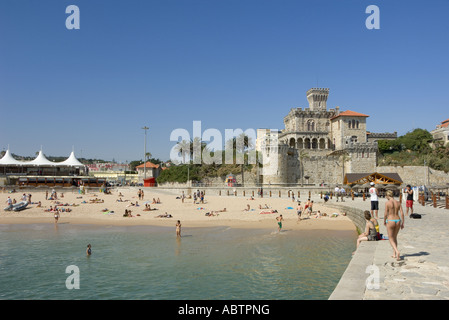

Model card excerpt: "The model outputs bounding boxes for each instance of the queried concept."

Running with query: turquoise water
[0,223,356,300]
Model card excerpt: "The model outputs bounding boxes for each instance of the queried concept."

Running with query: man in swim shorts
[405,185,414,216]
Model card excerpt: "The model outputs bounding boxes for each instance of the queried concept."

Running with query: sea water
[0,223,356,300]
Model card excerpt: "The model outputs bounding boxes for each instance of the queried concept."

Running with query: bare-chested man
[384,190,405,261]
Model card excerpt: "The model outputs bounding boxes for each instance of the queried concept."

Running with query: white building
[431,118,449,146]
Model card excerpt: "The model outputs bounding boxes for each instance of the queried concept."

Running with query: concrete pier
[328,196,449,300]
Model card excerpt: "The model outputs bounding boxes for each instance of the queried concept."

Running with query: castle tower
[306,88,329,111]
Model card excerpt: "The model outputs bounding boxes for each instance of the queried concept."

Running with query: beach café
[0,148,104,187]
[344,172,403,196]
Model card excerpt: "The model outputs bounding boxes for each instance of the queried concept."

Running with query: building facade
[257,88,379,186]
[431,118,449,146]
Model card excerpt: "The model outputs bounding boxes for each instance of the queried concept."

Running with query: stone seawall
[325,203,367,233]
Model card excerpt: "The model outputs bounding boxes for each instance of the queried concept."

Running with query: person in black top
[405,185,414,216]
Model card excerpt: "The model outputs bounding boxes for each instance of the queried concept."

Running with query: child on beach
[54,211,60,223]
[297,202,303,222]
[176,220,181,237]
[276,215,284,232]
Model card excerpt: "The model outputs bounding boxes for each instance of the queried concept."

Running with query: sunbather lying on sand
[260,209,278,214]
[156,212,172,218]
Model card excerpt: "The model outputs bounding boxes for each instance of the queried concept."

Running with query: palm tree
[340,151,350,184]
[174,140,191,164]
[225,133,254,186]
[299,150,309,187]
[191,137,208,164]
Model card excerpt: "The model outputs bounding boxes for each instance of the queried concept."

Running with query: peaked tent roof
[58,151,85,167]
[0,148,86,167]
[27,150,56,166]
[0,149,24,165]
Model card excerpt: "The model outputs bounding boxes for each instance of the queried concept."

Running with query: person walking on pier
[369,182,379,219]
[384,190,405,261]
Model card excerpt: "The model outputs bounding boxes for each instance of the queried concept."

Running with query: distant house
[136,161,162,181]
[431,118,449,146]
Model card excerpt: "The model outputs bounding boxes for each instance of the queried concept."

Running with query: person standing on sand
[176,220,181,237]
[297,201,303,222]
[54,211,60,223]
[369,182,379,219]
[384,190,405,261]
[276,215,284,232]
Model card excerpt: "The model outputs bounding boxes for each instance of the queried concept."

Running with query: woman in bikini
[384,190,405,261]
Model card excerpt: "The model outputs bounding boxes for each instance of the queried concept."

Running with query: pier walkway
[328,196,449,299]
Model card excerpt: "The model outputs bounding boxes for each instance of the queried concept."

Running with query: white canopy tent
[58,151,85,167]
[27,150,56,166]
[0,148,86,168]
[0,149,24,166]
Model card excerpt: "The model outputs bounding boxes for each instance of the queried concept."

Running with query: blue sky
[1,0,448,162]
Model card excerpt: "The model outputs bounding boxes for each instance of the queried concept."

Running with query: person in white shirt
[340,187,346,202]
[369,182,379,219]
[334,186,340,202]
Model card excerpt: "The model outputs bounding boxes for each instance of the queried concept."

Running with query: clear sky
[1,0,448,162]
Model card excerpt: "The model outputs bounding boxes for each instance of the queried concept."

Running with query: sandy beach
[0,187,355,231]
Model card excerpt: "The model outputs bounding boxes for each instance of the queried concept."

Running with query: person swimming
[86,244,92,256]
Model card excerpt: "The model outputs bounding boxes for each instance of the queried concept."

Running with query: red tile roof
[136,161,159,169]
[440,119,449,128]
[331,110,369,120]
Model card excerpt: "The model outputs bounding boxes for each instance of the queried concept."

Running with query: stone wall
[325,203,367,233]
[376,165,449,187]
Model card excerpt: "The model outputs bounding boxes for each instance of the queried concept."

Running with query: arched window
[356,121,359,129]
[289,138,296,148]
[305,138,311,149]
[307,120,315,132]
[319,138,325,149]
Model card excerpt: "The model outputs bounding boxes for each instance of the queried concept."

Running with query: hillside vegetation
[378,129,449,173]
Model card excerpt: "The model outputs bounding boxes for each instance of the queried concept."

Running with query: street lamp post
[142,126,149,181]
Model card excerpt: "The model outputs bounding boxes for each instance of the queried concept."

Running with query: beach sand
[0,188,355,231]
